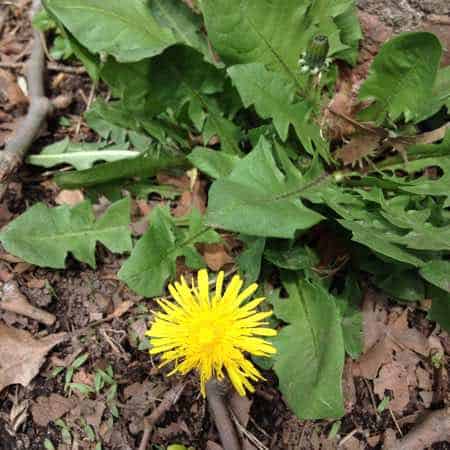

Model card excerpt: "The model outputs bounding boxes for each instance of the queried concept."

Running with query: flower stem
[206,378,241,450]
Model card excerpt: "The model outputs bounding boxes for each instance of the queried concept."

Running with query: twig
[0,60,86,74]
[137,382,186,450]
[0,280,55,326]
[230,409,268,450]
[0,0,52,197]
[206,378,241,450]
[389,407,403,437]
[338,428,361,447]
[387,407,450,450]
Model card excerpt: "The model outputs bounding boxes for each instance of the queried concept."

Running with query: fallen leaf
[206,441,223,450]
[55,189,84,206]
[0,201,13,229]
[342,436,365,450]
[31,394,74,427]
[374,362,411,413]
[157,172,190,190]
[26,278,46,289]
[172,179,207,217]
[416,366,432,392]
[229,391,252,427]
[201,243,234,271]
[343,358,357,413]
[0,68,28,109]
[0,323,67,392]
[389,311,430,357]
[229,391,258,450]
[71,399,105,434]
[107,300,134,320]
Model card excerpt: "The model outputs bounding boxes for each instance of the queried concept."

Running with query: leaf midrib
[9,224,127,242]
[153,0,196,48]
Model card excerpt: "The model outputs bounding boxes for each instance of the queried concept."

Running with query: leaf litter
[0,1,449,450]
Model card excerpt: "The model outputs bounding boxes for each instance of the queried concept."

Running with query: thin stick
[389,407,403,437]
[0,0,52,194]
[206,378,241,450]
[0,280,55,326]
[338,428,361,447]
[230,409,268,450]
[0,60,86,74]
[137,382,186,450]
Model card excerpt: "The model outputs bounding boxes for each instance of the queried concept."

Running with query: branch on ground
[0,0,52,196]
[137,381,186,450]
[0,281,55,326]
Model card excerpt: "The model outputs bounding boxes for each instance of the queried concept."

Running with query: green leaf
[187,147,240,179]
[68,383,95,395]
[206,137,323,238]
[417,65,450,121]
[358,32,442,123]
[0,198,132,269]
[272,272,345,419]
[43,0,178,62]
[228,63,328,158]
[200,0,359,79]
[236,235,266,284]
[420,261,450,293]
[336,276,363,359]
[150,0,212,62]
[378,130,450,197]
[264,243,317,270]
[55,147,187,189]
[375,269,425,302]
[118,207,220,297]
[27,138,140,170]
[72,352,89,369]
[44,439,56,450]
[428,285,450,332]
[128,182,180,200]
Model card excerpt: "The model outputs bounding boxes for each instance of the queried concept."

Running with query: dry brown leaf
[230,391,252,427]
[416,367,432,392]
[389,311,430,357]
[362,289,388,351]
[31,394,74,427]
[0,68,28,108]
[55,189,84,206]
[0,323,67,392]
[107,300,134,320]
[343,358,357,413]
[201,243,234,271]
[157,172,190,190]
[172,179,207,217]
[71,399,105,434]
[335,134,380,167]
[206,441,223,450]
[0,201,13,229]
[354,338,395,379]
[374,362,411,413]
[26,278,46,289]
[341,436,365,450]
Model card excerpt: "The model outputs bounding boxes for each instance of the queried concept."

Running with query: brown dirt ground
[0,1,449,450]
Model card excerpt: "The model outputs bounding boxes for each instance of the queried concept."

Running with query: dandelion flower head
[146,269,277,396]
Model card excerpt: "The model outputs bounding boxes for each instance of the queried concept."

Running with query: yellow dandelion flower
[146,269,277,397]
